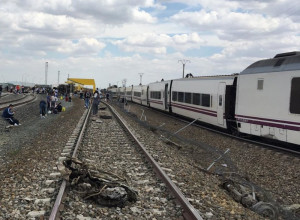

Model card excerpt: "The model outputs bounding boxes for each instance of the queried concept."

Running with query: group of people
[80,89,102,115]
[40,92,65,118]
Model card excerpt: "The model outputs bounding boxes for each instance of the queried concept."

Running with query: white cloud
[1,0,300,89]
[57,38,106,55]
[113,32,204,54]
[170,10,298,41]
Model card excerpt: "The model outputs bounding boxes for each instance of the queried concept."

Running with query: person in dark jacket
[40,100,47,118]
[2,104,20,126]
[56,102,62,112]
[92,91,100,115]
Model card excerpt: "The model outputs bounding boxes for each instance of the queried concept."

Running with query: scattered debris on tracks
[221,173,299,220]
[58,157,138,207]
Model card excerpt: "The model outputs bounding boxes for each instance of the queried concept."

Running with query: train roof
[241,51,300,74]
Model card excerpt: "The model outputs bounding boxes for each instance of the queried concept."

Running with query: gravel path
[0,95,85,219]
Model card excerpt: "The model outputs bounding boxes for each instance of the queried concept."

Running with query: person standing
[2,104,21,126]
[84,90,91,108]
[92,91,100,115]
[0,85,2,97]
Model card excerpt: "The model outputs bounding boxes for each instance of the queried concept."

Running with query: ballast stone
[27,210,45,218]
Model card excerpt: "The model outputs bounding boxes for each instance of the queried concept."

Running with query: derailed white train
[108,52,300,145]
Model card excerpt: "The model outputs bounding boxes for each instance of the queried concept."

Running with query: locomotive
[108,52,300,145]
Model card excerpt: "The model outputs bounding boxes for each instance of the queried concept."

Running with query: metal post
[45,62,48,85]
[178,59,190,78]
[139,73,144,85]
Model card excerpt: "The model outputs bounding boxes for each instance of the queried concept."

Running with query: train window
[178,92,184,102]
[150,91,161,99]
[134,92,141,97]
[193,93,200,105]
[185,93,192,104]
[202,94,211,107]
[257,79,264,90]
[219,95,222,106]
[172,91,177,101]
[290,77,300,114]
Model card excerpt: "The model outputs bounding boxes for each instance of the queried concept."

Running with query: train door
[217,83,226,125]
[164,83,168,110]
[147,86,149,106]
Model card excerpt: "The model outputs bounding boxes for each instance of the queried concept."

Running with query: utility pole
[138,73,144,85]
[122,79,127,87]
[45,62,48,85]
[58,71,60,85]
[178,59,190,78]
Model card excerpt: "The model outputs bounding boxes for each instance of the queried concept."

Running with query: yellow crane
[66,78,96,92]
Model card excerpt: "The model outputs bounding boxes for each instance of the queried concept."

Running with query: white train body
[125,86,133,102]
[119,87,125,100]
[132,85,142,104]
[171,77,235,129]
[235,52,300,145]
[107,87,118,99]
[148,80,172,111]
[109,52,300,145]
[141,85,148,106]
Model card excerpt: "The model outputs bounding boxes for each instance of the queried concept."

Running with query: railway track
[47,103,203,219]
[0,94,36,110]
[106,100,300,219]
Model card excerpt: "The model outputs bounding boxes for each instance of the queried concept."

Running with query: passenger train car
[107,52,300,145]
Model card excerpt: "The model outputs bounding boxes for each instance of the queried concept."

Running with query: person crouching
[2,104,21,126]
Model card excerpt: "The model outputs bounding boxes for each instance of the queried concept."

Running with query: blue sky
[0,0,299,88]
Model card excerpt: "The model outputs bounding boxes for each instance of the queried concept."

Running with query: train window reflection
[193,93,200,105]
[134,92,141,97]
[172,91,177,101]
[178,92,184,102]
[202,94,211,107]
[185,93,192,104]
[290,77,300,114]
[150,91,161,99]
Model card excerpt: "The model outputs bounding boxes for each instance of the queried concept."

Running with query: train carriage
[108,51,300,146]
[170,76,236,129]
[235,52,300,145]
[125,86,133,102]
[132,85,143,104]
[141,85,148,106]
[119,87,126,101]
[107,87,118,99]
[148,80,171,111]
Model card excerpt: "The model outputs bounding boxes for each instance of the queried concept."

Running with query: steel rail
[49,106,92,220]
[0,95,36,110]
[0,94,30,105]
[105,102,203,220]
